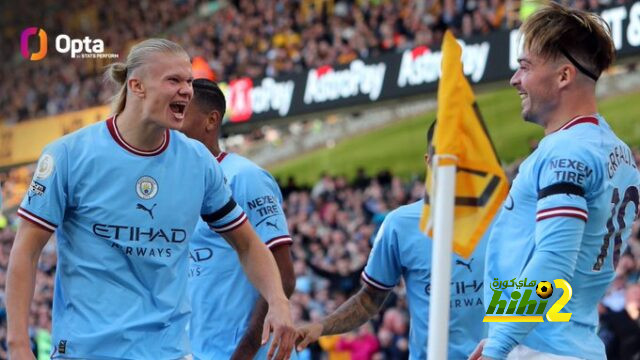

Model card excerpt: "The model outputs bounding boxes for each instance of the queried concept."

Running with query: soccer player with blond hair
[6,38,295,360]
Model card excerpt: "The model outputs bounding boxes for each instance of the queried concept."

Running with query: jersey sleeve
[235,167,292,249]
[534,141,600,223]
[200,158,246,233]
[18,143,69,232]
[484,142,598,359]
[361,216,402,291]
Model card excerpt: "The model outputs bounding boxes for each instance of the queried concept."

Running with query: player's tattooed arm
[321,284,390,335]
[296,284,390,351]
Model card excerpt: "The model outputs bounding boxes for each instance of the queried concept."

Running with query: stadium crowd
[1,149,640,359]
[1,0,629,124]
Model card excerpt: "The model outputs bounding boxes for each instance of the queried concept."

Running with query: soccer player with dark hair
[181,78,297,360]
[470,3,640,359]
[295,123,489,359]
[6,39,295,360]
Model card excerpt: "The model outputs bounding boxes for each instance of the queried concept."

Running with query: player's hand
[9,345,36,360]
[468,339,486,360]
[295,322,323,351]
[263,297,296,360]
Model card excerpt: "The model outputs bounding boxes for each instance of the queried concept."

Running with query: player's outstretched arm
[221,222,296,360]
[296,283,390,351]
[231,245,296,360]
[484,147,596,359]
[6,221,51,360]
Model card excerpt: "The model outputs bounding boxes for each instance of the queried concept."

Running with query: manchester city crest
[136,176,158,200]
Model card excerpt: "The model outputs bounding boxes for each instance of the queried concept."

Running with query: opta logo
[54,35,105,58]
[21,27,48,61]
[20,28,116,60]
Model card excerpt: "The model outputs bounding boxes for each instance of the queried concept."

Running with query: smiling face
[136,52,193,130]
[510,50,562,126]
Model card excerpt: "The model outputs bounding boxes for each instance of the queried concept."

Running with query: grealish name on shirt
[607,145,636,179]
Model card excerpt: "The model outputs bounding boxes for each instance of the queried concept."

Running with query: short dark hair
[192,78,226,117]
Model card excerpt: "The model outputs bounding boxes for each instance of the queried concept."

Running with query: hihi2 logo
[483,278,573,323]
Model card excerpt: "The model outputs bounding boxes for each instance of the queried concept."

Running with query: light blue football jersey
[483,115,640,359]
[188,152,294,360]
[18,116,246,360]
[362,200,488,360]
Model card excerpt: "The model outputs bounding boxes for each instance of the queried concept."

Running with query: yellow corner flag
[419,30,509,258]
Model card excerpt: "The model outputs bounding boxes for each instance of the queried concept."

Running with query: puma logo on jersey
[456,258,473,272]
[136,203,157,219]
[266,220,279,230]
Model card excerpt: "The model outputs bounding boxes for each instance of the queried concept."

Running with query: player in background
[470,3,640,360]
[296,124,489,359]
[6,39,295,360]
[181,79,297,359]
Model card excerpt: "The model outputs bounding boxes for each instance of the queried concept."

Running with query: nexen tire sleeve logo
[21,27,48,61]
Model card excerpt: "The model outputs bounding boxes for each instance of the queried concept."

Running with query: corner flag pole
[423,29,508,359]
[427,155,457,360]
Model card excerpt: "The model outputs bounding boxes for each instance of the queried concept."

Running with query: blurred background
[1,0,639,359]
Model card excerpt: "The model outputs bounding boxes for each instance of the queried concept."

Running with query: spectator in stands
[334,323,380,360]
[352,167,371,190]
[600,284,640,359]
[306,252,366,295]
[376,307,410,359]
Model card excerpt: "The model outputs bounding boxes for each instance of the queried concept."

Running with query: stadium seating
[2,0,624,124]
